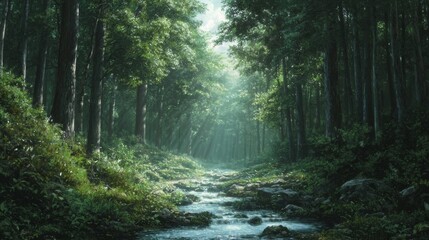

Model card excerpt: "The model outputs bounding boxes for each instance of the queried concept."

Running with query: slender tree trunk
[107,79,116,140]
[411,0,426,107]
[352,8,363,123]
[385,12,397,118]
[339,1,353,125]
[20,0,29,82]
[76,21,97,134]
[325,17,342,138]
[295,81,306,159]
[51,0,79,138]
[33,0,49,107]
[390,1,406,123]
[282,58,295,161]
[363,8,374,129]
[135,84,148,143]
[155,86,164,147]
[371,5,380,139]
[256,120,261,155]
[87,10,105,155]
[0,0,9,74]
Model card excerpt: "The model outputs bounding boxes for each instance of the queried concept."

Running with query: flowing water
[138,169,319,240]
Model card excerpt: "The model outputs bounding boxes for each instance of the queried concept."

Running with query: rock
[261,225,292,238]
[248,216,263,226]
[400,186,416,197]
[157,209,213,227]
[233,213,248,218]
[283,204,304,214]
[339,179,392,202]
[257,187,299,200]
[339,178,395,212]
[178,194,200,206]
[226,184,246,196]
[399,186,429,211]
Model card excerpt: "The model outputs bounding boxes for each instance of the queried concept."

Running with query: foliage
[0,74,202,239]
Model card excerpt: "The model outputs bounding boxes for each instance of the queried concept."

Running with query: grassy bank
[0,74,202,239]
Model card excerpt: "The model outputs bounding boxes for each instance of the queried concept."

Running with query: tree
[51,0,79,138]
[0,0,10,74]
[87,1,105,155]
[32,0,50,107]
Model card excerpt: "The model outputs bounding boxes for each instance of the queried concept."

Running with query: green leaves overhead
[105,0,204,85]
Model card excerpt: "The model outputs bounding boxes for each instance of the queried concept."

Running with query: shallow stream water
[138,169,319,240]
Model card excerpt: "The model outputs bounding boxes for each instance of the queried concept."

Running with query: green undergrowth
[223,123,429,239]
[0,73,202,239]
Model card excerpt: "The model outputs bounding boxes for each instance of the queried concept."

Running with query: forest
[0,0,428,239]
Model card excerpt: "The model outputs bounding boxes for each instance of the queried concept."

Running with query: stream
[138,169,319,239]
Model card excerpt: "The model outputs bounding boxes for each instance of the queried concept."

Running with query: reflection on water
[138,170,319,240]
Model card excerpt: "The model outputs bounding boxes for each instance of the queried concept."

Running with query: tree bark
[352,7,363,123]
[32,0,49,108]
[76,20,97,134]
[282,58,295,161]
[107,79,116,140]
[135,84,148,143]
[385,11,397,118]
[338,1,353,125]
[295,81,306,159]
[324,17,342,139]
[411,0,426,107]
[0,0,9,74]
[363,8,374,128]
[51,0,79,138]
[371,5,380,139]
[20,0,29,82]
[87,9,105,155]
[390,1,406,123]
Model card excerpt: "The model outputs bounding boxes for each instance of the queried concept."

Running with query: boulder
[248,216,263,226]
[339,179,392,202]
[339,178,395,212]
[283,204,304,214]
[261,225,292,238]
[399,186,429,211]
[226,184,246,196]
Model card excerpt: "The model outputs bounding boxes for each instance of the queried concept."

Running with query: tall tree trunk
[76,20,97,134]
[352,7,363,123]
[87,9,105,155]
[363,8,374,128]
[339,1,353,125]
[33,0,49,107]
[282,58,295,161]
[295,81,306,159]
[411,0,426,107]
[0,0,9,74]
[155,86,164,147]
[20,0,29,82]
[135,84,148,143]
[325,17,342,139]
[371,5,380,139]
[390,1,406,123]
[256,120,261,155]
[51,0,79,138]
[107,79,116,140]
[385,11,397,118]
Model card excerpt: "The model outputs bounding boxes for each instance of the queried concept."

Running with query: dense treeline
[0,0,276,163]
[219,0,429,161]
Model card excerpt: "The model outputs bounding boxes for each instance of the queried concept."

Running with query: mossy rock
[248,216,263,226]
[261,225,292,238]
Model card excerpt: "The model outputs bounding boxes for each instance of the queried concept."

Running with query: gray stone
[283,204,304,213]
[248,216,263,226]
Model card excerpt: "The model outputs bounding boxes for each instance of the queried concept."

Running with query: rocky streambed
[138,169,321,239]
